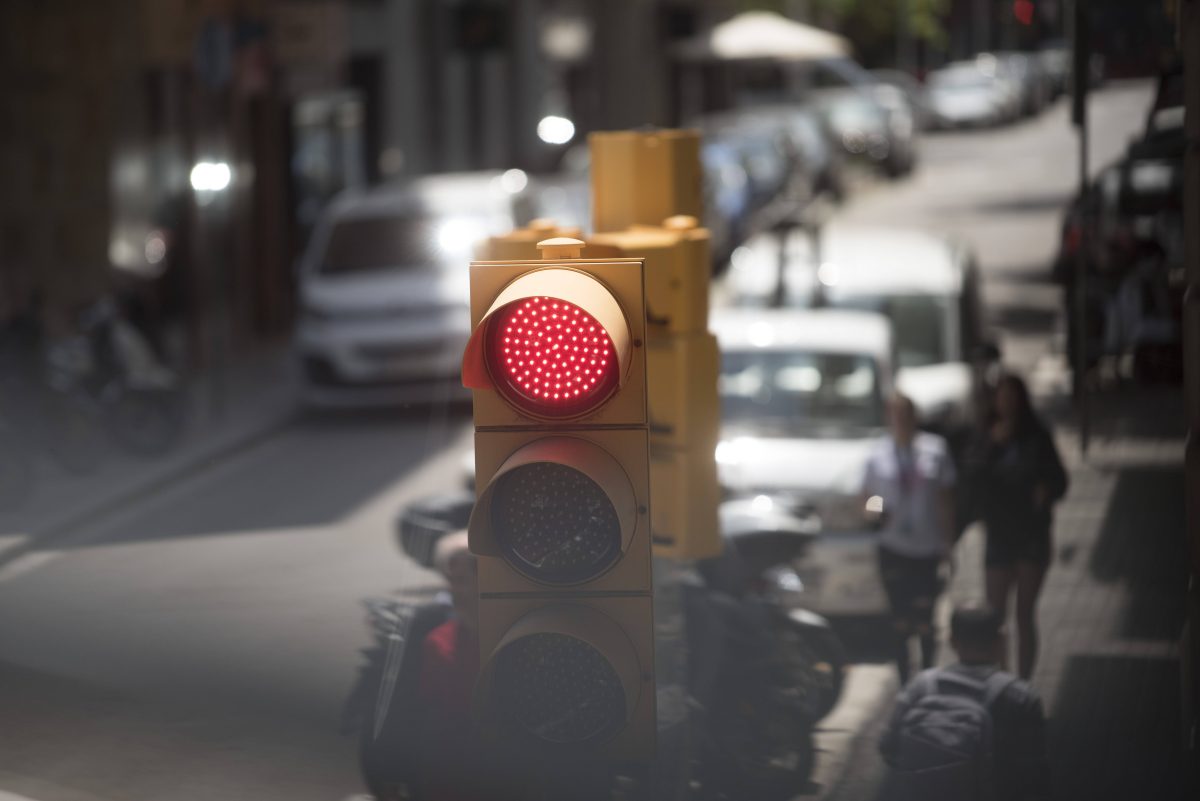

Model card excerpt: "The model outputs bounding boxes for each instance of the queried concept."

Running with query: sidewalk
[0,343,298,566]
[947,383,1192,800]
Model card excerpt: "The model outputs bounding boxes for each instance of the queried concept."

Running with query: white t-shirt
[862,431,957,558]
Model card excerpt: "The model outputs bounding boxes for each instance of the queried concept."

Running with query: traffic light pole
[1179,0,1200,776]
[1070,0,1091,456]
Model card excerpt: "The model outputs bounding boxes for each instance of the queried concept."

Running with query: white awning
[697,11,850,62]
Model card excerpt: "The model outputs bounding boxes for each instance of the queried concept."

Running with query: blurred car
[296,171,535,407]
[1054,70,1184,379]
[703,105,846,204]
[994,51,1050,117]
[870,69,934,131]
[926,59,1016,128]
[697,114,797,213]
[713,307,893,617]
[722,225,995,439]
[559,139,755,272]
[802,58,917,178]
[701,139,756,268]
[1037,40,1070,98]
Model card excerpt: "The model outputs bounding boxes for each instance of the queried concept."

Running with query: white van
[296,172,535,408]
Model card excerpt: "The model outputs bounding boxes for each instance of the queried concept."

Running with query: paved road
[0,409,473,801]
[0,83,1155,801]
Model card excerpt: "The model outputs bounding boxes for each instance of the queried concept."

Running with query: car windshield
[720,349,884,438]
[318,215,478,275]
[828,294,949,368]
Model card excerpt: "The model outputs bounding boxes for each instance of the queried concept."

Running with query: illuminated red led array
[488,296,618,416]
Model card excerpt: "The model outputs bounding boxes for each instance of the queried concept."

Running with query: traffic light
[462,236,656,759]
[590,130,703,234]
[589,129,721,560]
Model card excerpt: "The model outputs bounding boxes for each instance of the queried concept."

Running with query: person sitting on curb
[880,602,1050,801]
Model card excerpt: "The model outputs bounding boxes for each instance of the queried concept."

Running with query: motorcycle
[48,297,185,458]
[348,491,846,801]
[686,498,847,801]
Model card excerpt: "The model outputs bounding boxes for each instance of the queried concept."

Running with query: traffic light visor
[469,436,638,585]
[463,268,633,419]
[476,604,642,746]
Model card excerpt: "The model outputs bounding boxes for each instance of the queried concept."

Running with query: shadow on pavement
[1088,465,1188,639]
[1049,654,1191,801]
[830,617,896,665]
[76,403,472,548]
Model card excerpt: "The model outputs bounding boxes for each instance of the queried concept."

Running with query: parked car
[1054,70,1184,382]
[994,51,1051,117]
[1037,40,1070,98]
[713,307,894,617]
[702,105,846,206]
[926,59,1017,128]
[702,138,756,267]
[559,138,755,272]
[722,225,996,441]
[296,172,536,407]
[870,69,934,131]
[802,58,917,178]
[696,113,798,215]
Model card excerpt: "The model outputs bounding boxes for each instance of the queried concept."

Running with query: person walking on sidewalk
[965,372,1068,680]
[863,393,958,684]
[880,603,1050,801]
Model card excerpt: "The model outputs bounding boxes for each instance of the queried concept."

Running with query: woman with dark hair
[965,372,1068,679]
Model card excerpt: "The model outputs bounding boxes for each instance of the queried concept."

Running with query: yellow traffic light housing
[590,130,703,233]
[463,237,655,759]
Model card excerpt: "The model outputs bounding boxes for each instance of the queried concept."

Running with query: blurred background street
[0,2,1193,800]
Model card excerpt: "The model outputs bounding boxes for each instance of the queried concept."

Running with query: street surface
[0,82,1168,801]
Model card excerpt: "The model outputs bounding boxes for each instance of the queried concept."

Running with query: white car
[296,172,535,408]
[713,308,894,617]
[926,59,1017,128]
[722,224,996,440]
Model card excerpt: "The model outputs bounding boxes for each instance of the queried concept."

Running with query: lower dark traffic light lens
[494,633,626,745]
[490,462,621,585]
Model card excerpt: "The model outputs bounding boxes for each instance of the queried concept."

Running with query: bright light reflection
[190,161,232,192]
[752,494,774,513]
[748,322,774,347]
[499,168,528,193]
[537,115,576,145]
[818,262,840,286]
[144,232,167,264]
[436,218,485,255]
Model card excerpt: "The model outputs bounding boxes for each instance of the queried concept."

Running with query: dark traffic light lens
[490,462,621,585]
[486,296,620,418]
[494,632,626,745]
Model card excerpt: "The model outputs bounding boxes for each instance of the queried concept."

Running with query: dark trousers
[878,544,942,684]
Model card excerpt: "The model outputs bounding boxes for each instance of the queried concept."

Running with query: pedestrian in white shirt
[862,393,957,684]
